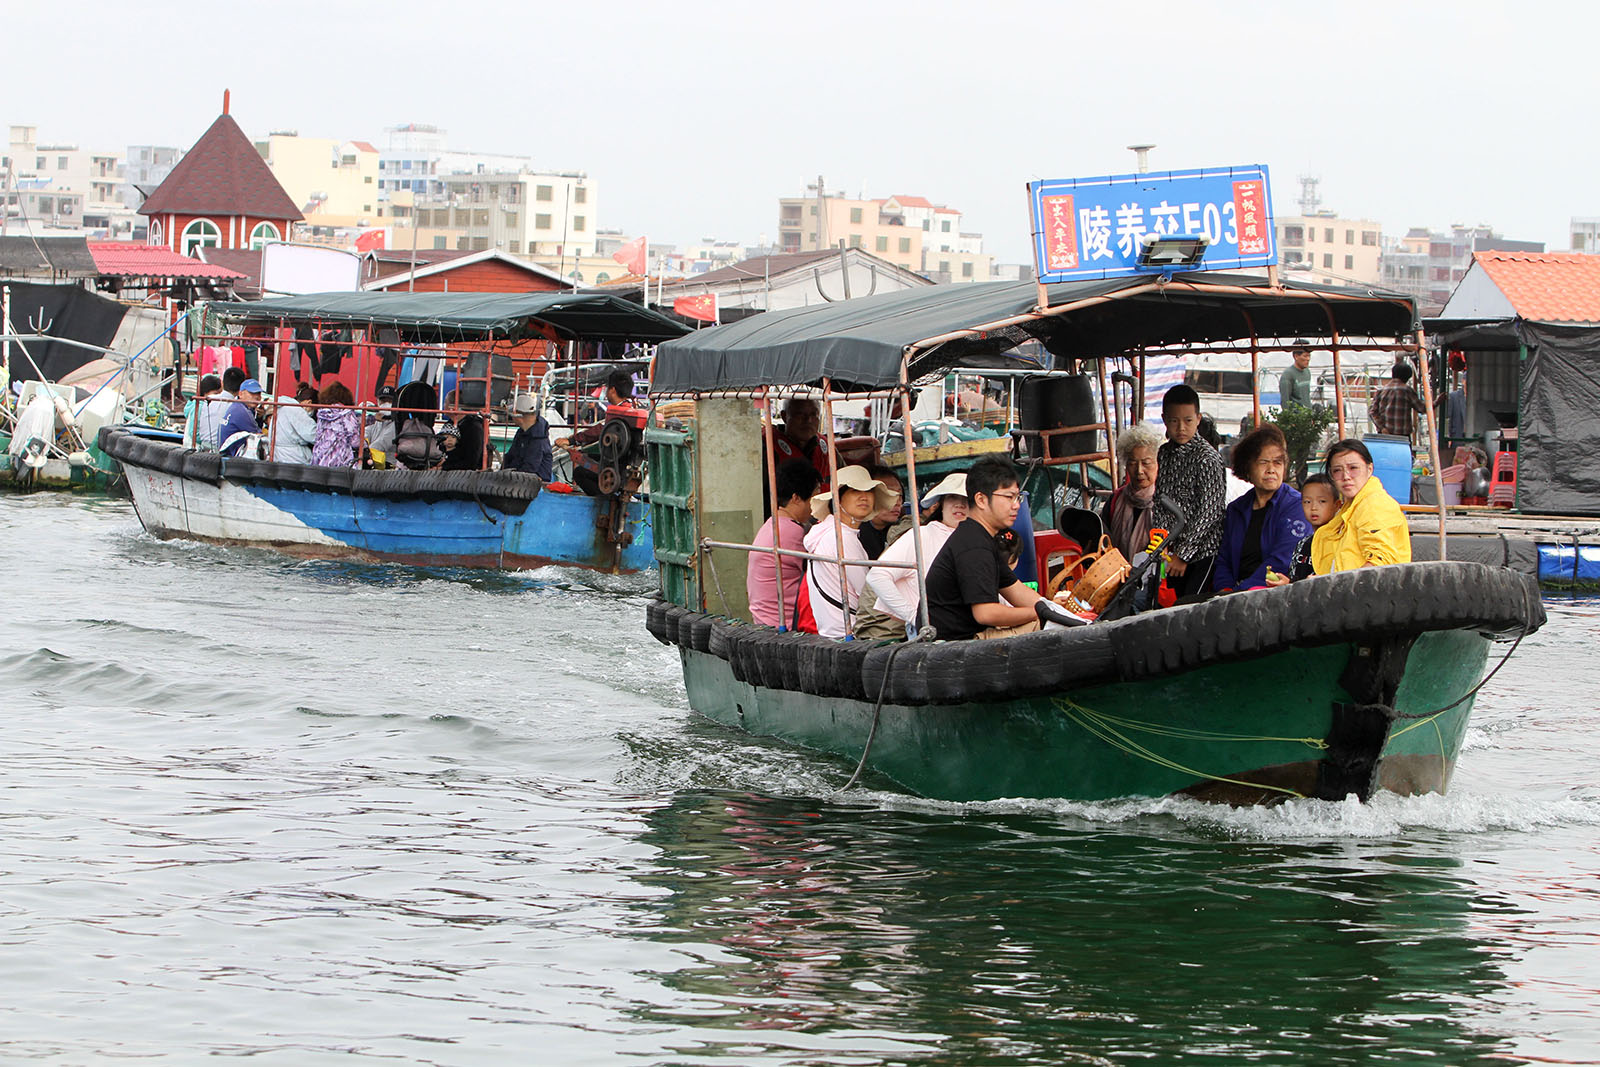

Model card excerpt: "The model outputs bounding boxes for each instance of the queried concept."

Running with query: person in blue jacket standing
[1213,424,1309,592]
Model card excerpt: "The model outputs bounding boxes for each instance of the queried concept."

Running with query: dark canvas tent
[3,282,129,383]
[1427,252,1600,515]
[654,272,1417,394]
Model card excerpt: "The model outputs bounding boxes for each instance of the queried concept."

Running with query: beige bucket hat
[810,464,900,521]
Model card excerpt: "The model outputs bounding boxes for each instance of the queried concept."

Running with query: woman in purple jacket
[1213,425,1310,592]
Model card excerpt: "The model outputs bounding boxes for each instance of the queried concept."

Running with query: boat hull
[112,434,652,573]
[676,629,1487,803]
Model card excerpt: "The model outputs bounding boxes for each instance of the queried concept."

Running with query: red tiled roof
[887,195,934,208]
[349,141,378,153]
[935,207,959,214]
[138,113,302,222]
[88,241,247,280]
[1474,251,1600,323]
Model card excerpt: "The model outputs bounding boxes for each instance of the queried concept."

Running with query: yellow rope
[1052,697,1310,799]
[1054,698,1327,749]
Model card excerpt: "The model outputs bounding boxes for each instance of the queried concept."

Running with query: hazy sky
[9,0,1591,264]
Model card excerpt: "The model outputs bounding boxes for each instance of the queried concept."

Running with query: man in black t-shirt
[925,456,1062,640]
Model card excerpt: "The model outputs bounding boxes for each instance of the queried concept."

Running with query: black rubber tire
[645,600,670,645]
[687,615,714,653]
[1107,562,1542,682]
[707,617,734,660]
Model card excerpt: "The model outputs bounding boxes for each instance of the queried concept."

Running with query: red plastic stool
[1489,451,1517,508]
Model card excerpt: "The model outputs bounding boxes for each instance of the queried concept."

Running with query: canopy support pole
[1415,328,1448,560]
[899,354,930,632]
[1320,303,1347,441]
[821,378,853,637]
[762,386,787,629]
[1240,307,1260,431]
[1095,355,1117,489]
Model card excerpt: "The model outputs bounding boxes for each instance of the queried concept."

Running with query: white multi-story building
[123,144,184,209]
[377,124,534,220]
[3,124,137,237]
[1570,217,1600,253]
[406,171,596,257]
[776,184,994,282]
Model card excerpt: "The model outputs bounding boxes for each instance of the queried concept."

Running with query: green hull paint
[0,437,121,493]
[680,629,1490,802]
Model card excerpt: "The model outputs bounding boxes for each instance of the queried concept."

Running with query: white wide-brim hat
[918,472,968,509]
[810,464,900,521]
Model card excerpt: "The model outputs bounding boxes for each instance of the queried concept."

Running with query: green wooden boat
[0,429,126,492]
[643,274,1545,804]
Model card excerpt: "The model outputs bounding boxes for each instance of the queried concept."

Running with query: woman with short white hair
[1103,423,1164,559]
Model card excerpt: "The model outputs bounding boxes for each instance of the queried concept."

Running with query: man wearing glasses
[925,456,1067,640]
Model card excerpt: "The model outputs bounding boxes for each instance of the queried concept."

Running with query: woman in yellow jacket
[1311,439,1412,573]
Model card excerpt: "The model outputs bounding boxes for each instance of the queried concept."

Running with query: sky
[8,0,1593,265]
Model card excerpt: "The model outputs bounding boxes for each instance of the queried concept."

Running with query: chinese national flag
[355,229,385,252]
[674,293,718,322]
[612,235,647,276]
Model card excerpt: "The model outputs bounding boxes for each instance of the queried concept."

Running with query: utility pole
[806,174,827,252]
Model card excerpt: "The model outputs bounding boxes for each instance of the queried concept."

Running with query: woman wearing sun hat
[854,472,969,639]
[800,465,899,638]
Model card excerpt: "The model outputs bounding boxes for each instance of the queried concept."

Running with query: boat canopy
[651,272,1418,394]
[213,290,691,345]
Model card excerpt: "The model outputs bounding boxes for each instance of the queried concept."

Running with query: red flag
[674,293,718,322]
[355,229,386,252]
[612,235,646,276]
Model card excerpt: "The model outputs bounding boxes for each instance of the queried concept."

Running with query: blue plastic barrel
[1362,434,1413,504]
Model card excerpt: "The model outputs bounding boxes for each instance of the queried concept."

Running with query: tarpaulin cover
[213,291,690,345]
[1429,317,1600,515]
[653,272,1417,394]
[3,282,129,383]
[1514,323,1600,515]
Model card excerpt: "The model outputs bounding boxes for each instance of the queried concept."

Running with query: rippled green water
[2,495,1597,1065]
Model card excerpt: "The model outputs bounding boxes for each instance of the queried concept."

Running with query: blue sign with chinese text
[1028,165,1276,282]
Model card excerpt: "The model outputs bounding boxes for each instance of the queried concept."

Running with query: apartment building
[777,187,992,281]
[1275,214,1382,286]
[3,125,135,237]
[403,171,596,257]
[1379,224,1544,312]
[255,132,381,227]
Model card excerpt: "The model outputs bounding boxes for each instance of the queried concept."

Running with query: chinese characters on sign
[1027,166,1276,282]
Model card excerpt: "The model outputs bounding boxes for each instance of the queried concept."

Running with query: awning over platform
[213,290,691,345]
[652,272,1418,394]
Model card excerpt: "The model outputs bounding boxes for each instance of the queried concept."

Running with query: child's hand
[1264,569,1289,587]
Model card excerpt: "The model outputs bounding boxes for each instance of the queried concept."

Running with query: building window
[849,207,863,224]
[574,187,587,204]
[898,237,911,253]
[809,205,816,215]
[536,185,553,201]
[181,218,221,256]
[922,220,930,230]
[472,237,489,251]
[58,156,68,169]
[362,204,371,213]
[574,215,586,231]
[248,221,280,249]
[875,235,888,252]
[1344,254,1354,270]
[962,262,974,278]
[38,197,54,214]
[596,272,610,283]
[535,213,552,229]
[509,241,520,253]
[1362,231,1377,246]
[848,234,862,248]
[941,220,952,233]
[505,211,518,227]
[1322,253,1333,268]
[364,175,373,184]
[1324,228,1333,243]
[35,156,44,169]
[940,260,950,272]
[433,236,448,250]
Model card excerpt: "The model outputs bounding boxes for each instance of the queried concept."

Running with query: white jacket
[802,515,866,639]
[864,520,958,622]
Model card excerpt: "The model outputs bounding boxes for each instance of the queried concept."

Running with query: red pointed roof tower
[139,90,303,258]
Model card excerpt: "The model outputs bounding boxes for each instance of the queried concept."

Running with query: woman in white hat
[858,472,969,638]
[801,465,899,638]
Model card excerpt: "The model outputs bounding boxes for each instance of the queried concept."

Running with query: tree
[1269,403,1337,486]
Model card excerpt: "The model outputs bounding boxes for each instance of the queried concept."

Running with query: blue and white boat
[100,290,686,573]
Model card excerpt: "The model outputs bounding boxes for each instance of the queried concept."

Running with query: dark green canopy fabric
[652,272,1418,394]
[213,290,689,344]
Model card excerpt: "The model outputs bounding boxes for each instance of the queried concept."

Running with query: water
[3,495,1598,1066]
